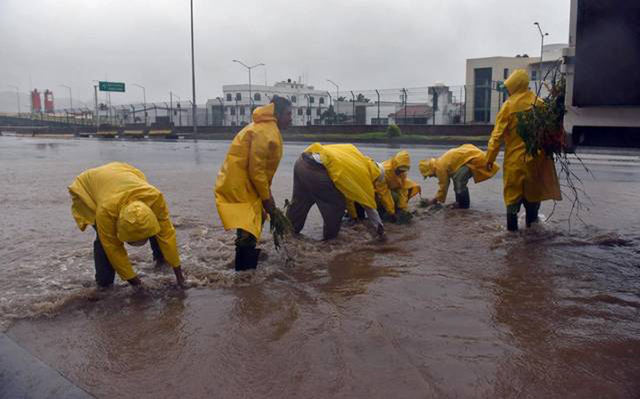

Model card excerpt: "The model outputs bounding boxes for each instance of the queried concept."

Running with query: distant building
[220,79,330,126]
[465,43,567,124]
[389,104,433,125]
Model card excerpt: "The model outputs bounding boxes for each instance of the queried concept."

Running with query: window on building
[291,95,297,103]
[316,108,321,116]
[309,96,315,104]
[240,107,245,115]
[254,93,261,101]
[531,70,538,81]
[230,107,236,116]
[226,93,232,101]
[473,67,492,123]
[306,108,311,115]
[297,108,303,115]
[503,68,509,80]
[235,93,242,101]
[319,97,325,104]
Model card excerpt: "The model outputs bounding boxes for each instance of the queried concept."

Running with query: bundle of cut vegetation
[269,204,293,251]
[515,61,593,227]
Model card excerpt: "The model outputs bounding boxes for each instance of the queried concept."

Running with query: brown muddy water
[1,136,639,398]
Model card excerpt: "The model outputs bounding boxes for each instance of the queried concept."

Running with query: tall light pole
[132,83,147,125]
[533,22,549,89]
[59,84,72,110]
[327,79,340,122]
[8,85,20,115]
[190,0,197,133]
[232,60,265,111]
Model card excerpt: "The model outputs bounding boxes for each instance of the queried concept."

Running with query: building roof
[389,104,433,118]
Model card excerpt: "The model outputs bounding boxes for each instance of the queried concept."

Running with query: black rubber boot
[507,213,518,232]
[525,202,540,227]
[245,248,260,270]
[234,247,247,271]
[456,191,471,209]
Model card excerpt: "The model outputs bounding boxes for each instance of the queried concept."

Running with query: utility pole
[93,85,98,128]
[8,85,20,115]
[132,84,147,125]
[534,22,549,93]
[375,89,380,123]
[327,79,340,123]
[190,0,197,133]
[59,85,72,110]
[350,91,355,125]
[169,92,173,124]
[232,60,265,112]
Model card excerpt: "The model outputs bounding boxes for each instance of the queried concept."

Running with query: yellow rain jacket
[303,143,382,218]
[379,150,422,212]
[68,162,180,281]
[215,103,283,239]
[486,69,561,206]
[419,144,499,203]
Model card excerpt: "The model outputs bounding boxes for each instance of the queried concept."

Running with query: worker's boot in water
[245,248,260,270]
[507,213,518,232]
[455,191,471,209]
[524,201,540,227]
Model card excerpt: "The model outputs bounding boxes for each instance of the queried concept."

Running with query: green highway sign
[99,81,125,92]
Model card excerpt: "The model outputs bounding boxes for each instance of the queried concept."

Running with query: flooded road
[1,136,639,398]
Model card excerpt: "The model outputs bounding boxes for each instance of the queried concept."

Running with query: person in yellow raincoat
[68,162,184,288]
[377,150,421,220]
[286,143,386,240]
[419,144,499,208]
[486,69,561,231]
[215,96,292,271]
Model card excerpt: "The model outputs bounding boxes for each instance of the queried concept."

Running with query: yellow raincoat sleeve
[375,179,396,215]
[248,131,276,201]
[434,168,451,203]
[486,103,510,164]
[396,177,421,209]
[96,208,137,281]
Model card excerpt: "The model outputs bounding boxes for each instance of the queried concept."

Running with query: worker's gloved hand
[262,196,276,215]
[486,161,494,171]
[127,276,142,287]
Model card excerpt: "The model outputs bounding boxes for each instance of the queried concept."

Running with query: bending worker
[215,96,292,271]
[68,162,184,288]
[377,150,421,219]
[419,144,499,208]
[485,69,561,231]
[286,143,386,240]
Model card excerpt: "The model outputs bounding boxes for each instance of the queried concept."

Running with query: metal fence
[6,82,512,128]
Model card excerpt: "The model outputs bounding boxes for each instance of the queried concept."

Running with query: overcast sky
[0,0,570,105]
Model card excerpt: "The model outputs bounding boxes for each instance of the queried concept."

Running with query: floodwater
[1,136,639,398]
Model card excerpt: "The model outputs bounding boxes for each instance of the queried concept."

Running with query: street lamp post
[326,79,340,123]
[132,84,147,125]
[8,85,20,115]
[533,22,549,91]
[232,60,265,112]
[59,84,72,111]
[190,0,197,134]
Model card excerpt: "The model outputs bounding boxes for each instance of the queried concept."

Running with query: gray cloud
[0,0,570,107]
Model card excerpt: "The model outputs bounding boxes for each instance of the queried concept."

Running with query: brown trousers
[286,153,346,240]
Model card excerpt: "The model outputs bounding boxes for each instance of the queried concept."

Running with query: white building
[220,79,331,126]
[465,43,567,124]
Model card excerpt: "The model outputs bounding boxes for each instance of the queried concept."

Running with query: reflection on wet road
[1,136,639,398]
